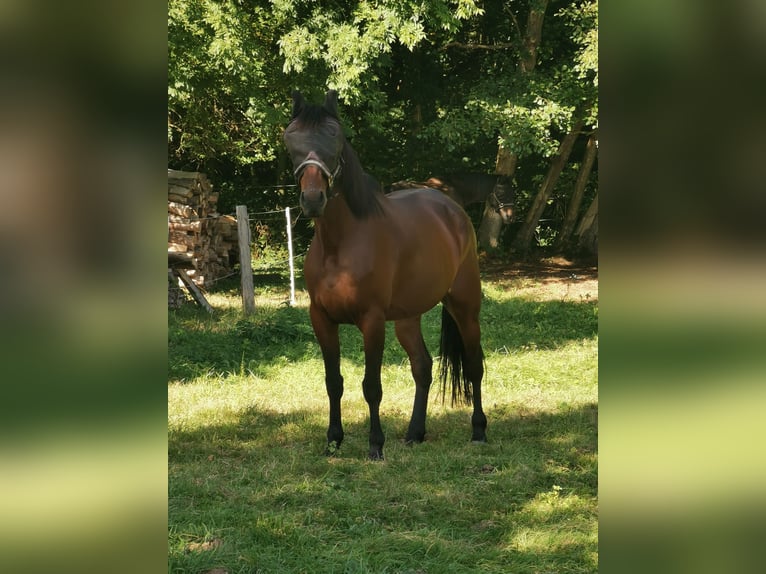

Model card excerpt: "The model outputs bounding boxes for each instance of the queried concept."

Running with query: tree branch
[503,5,524,45]
[441,41,515,51]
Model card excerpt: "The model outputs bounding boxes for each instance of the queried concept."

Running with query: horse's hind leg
[467,351,488,443]
[395,317,432,444]
[445,303,487,442]
[444,263,488,443]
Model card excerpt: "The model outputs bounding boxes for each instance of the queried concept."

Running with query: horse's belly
[311,264,445,323]
[385,276,450,319]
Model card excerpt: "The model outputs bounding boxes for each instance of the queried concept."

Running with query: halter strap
[489,191,508,210]
[294,157,343,189]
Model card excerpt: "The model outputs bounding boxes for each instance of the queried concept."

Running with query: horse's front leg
[359,312,386,460]
[310,305,344,454]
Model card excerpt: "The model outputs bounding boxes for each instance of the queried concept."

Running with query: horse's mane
[293,101,384,219]
[338,140,385,219]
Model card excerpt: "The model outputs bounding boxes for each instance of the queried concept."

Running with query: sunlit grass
[169,268,597,573]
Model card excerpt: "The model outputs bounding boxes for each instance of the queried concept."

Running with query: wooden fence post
[236,205,256,314]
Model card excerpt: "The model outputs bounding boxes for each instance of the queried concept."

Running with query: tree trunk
[555,130,597,250]
[492,1,549,233]
[491,103,521,189]
[575,193,598,255]
[494,145,518,175]
[521,2,548,73]
[512,118,584,254]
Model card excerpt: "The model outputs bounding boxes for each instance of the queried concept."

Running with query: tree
[502,0,597,254]
[481,0,549,251]
[511,116,584,252]
[167,0,598,256]
[412,0,598,253]
[556,130,597,250]
[168,0,487,183]
[168,0,291,170]
[575,192,598,255]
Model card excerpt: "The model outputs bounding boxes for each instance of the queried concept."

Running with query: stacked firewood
[168,169,238,288]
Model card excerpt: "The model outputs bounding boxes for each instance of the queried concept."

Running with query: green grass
[169,265,598,573]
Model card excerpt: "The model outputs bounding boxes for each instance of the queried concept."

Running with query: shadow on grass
[168,296,597,383]
[169,402,597,573]
[168,303,317,383]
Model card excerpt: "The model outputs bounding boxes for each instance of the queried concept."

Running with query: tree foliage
[168,0,598,255]
[168,0,284,166]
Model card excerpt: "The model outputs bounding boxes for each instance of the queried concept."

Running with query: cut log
[167,170,238,291]
[168,201,195,218]
[168,185,193,199]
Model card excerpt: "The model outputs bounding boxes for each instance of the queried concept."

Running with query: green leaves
[168,0,598,241]
[279,26,323,73]
[169,0,289,166]
[277,0,476,103]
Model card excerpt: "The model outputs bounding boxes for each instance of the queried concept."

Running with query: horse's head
[489,177,515,223]
[284,90,345,217]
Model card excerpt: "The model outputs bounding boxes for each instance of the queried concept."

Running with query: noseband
[294,155,343,190]
[489,191,512,212]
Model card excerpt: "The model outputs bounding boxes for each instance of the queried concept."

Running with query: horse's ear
[323,90,339,117]
[291,90,304,118]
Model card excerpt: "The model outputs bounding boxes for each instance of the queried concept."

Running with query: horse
[284,90,487,460]
[387,173,515,224]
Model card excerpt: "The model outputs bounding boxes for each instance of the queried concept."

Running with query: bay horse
[284,90,487,460]
[387,173,515,224]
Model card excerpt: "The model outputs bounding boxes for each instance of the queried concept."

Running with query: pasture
[168,255,598,573]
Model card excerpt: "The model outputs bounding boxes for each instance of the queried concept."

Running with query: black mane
[337,140,385,219]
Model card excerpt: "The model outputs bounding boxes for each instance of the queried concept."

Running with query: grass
[169,259,598,573]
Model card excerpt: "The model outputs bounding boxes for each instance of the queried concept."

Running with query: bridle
[293,153,343,190]
[488,190,513,213]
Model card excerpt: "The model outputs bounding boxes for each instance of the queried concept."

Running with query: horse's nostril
[301,189,326,202]
[299,189,328,217]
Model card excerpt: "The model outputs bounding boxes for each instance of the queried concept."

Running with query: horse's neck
[461,181,479,204]
[312,194,358,253]
[474,176,498,205]
[469,176,492,203]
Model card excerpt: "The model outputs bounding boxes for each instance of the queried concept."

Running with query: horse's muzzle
[298,163,330,217]
[300,188,327,217]
[498,206,514,224]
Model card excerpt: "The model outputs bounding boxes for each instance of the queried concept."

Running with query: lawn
[168,256,598,573]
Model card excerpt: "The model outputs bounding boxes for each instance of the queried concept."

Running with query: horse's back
[380,188,478,316]
[386,186,465,213]
[385,187,474,250]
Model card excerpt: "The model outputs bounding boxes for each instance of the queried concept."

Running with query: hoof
[325,440,341,457]
[368,450,384,461]
[471,437,488,445]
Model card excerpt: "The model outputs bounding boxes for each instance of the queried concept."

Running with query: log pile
[168,169,238,288]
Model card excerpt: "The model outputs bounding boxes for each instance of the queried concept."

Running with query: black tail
[439,306,473,406]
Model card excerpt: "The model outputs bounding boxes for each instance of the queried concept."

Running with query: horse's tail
[439,306,473,406]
